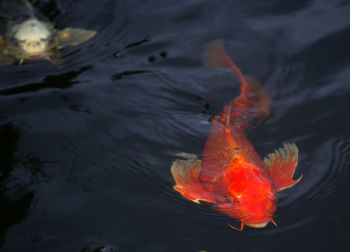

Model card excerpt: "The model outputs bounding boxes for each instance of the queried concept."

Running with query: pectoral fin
[56,28,97,47]
[48,52,64,68]
[0,37,15,65]
[170,153,215,204]
[0,36,6,49]
[212,202,247,219]
[264,143,302,192]
[0,51,15,65]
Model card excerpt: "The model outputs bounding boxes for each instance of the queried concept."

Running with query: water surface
[0,0,350,251]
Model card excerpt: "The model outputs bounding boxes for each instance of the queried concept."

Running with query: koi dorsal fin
[170,153,215,204]
[264,143,302,192]
[220,76,272,129]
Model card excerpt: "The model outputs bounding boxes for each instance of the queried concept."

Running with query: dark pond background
[1,0,350,251]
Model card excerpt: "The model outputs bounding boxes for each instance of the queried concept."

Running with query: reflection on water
[0,124,34,247]
[0,0,349,251]
[0,66,92,95]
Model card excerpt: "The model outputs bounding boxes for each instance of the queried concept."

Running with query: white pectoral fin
[56,28,97,47]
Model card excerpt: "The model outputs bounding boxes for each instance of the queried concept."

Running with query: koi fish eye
[27,41,42,47]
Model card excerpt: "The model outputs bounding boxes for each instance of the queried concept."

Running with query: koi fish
[170,40,302,230]
[0,0,96,65]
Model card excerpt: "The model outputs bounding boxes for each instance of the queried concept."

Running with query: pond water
[0,0,350,251]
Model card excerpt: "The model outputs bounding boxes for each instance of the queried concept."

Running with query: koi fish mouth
[246,221,270,228]
[20,54,48,62]
[246,218,277,228]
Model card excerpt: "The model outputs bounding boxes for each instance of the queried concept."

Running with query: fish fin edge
[171,153,215,204]
[56,28,97,47]
[264,142,302,192]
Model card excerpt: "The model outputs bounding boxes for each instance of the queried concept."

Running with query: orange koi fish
[171,41,301,230]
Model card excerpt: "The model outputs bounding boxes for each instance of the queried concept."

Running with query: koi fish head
[214,191,277,229]
[225,171,278,229]
[244,191,277,228]
[13,19,52,58]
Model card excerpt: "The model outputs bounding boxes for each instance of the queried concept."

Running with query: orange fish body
[171,41,301,230]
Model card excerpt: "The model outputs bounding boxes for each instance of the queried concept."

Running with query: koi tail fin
[203,40,272,129]
[203,39,247,90]
[264,143,302,192]
[203,40,229,69]
[170,153,215,204]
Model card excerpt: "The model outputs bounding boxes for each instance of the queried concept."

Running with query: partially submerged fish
[171,41,302,230]
[0,0,96,65]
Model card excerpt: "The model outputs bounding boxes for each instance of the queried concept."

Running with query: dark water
[0,0,350,251]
